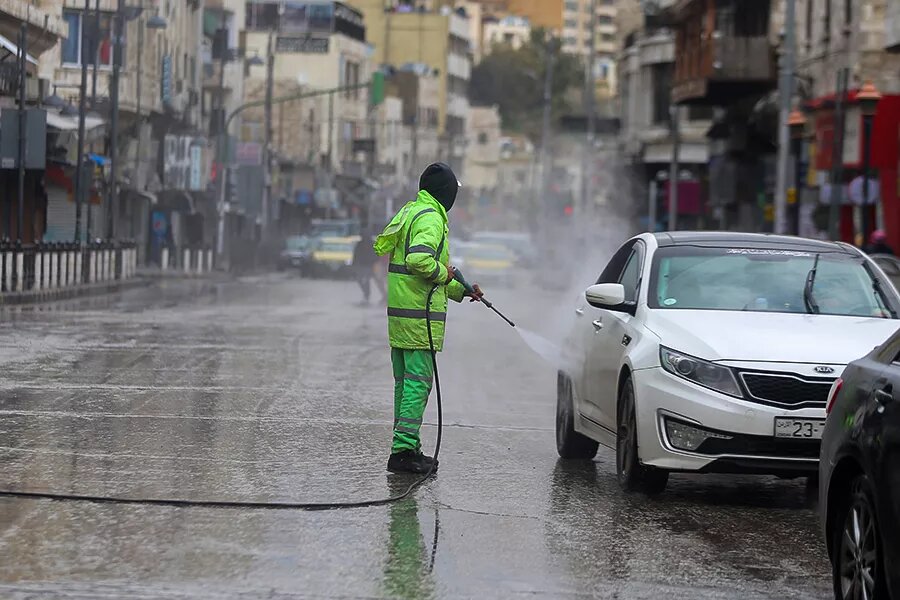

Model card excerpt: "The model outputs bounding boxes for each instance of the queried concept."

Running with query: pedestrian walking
[374,163,483,474]
[352,231,381,304]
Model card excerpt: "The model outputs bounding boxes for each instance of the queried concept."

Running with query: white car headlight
[659,346,742,398]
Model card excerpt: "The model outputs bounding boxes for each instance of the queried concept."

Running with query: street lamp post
[857,81,881,242]
[215,41,265,265]
[788,108,807,236]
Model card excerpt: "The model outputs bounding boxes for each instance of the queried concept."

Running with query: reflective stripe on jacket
[374,190,466,350]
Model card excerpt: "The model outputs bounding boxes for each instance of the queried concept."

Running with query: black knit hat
[419,162,459,211]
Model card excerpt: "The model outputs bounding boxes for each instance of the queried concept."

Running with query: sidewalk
[0,277,151,306]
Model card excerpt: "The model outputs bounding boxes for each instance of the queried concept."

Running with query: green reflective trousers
[391,348,434,453]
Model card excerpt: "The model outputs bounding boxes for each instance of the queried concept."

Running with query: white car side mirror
[585,283,626,309]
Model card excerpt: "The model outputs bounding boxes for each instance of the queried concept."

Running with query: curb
[0,278,152,306]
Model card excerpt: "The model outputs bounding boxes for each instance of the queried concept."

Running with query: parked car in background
[308,236,360,279]
[820,330,900,600]
[472,231,537,267]
[871,254,900,292]
[557,232,900,494]
[278,236,315,276]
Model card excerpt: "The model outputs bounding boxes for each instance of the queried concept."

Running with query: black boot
[387,450,434,474]
[417,452,439,469]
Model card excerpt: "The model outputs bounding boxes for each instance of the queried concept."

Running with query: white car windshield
[649,246,897,318]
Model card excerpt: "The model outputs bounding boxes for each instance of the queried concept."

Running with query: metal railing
[0,240,139,295]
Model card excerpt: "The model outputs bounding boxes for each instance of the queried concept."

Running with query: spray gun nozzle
[452,268,515,327]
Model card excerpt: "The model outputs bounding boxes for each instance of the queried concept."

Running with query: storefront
[808,91,900,247]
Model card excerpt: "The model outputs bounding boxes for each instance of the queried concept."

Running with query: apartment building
[0,1,65,243]
[348,1,472,172]
[482,14,531,55]
[36,0,205,258]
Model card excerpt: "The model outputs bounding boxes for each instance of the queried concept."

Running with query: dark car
[277,236,315,275]
[820,328,900,600]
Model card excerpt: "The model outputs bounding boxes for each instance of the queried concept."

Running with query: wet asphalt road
[0,275,833,599]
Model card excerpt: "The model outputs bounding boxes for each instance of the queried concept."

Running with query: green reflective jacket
[375,191,466,351]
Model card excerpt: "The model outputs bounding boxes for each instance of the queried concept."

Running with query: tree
[469,29,584,141]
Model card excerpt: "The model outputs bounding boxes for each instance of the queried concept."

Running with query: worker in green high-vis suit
[374,163,482,474]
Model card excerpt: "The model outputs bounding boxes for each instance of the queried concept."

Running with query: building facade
[0,1,65,244]
[482,14,531,55]
[349,1,472,173]
[618,20,712,230]
[33,0,204,262]
[387,65,441,177]
[462,104,500,224]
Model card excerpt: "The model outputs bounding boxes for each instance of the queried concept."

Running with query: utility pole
[91,0,100,106]
[774,0,796,235]
[215,15,229,263]
[327,91,334,173]
[668,105,680,231]
[107,0,124,240]
[262,30,274,235]
[131,14,144,240]
[16,23,26,242]
[581,0,596,224]
[73,0,91,244]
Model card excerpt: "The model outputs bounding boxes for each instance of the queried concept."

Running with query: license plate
[774,418,826,440]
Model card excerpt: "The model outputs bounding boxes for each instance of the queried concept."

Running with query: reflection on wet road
[0,276,831,598]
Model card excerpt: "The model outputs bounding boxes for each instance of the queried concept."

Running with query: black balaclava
[419,162,459,212]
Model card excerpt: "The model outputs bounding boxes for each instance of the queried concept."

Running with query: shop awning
[45,110,105,132]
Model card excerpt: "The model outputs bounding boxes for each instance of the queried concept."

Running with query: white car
[557,232,900,494]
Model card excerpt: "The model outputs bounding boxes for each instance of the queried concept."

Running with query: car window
[649,246,897,317]
[619,250,641,303]
[597,241,637,285]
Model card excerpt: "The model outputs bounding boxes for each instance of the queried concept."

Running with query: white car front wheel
[616,377,668,494]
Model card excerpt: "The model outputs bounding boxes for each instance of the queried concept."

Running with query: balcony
[671,0,776,105]
[0,0,65,54]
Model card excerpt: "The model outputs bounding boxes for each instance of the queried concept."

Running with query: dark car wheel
[556,372,599,460]
[616,377,668,495]
[832,473,888,600]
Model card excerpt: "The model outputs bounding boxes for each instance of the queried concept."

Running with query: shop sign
[164,135,207,190]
